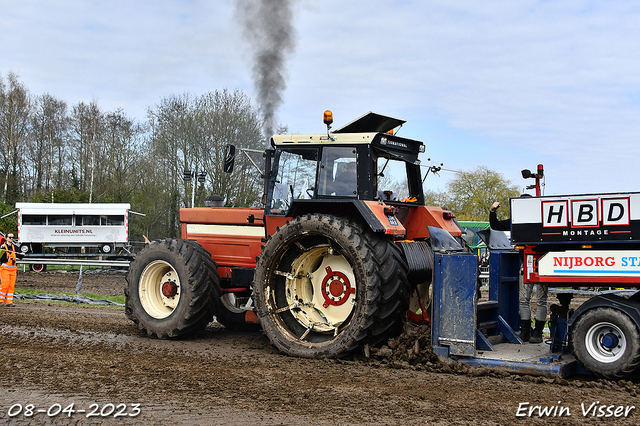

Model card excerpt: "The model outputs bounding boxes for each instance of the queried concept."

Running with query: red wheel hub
[162,281,178,298]
[321,266,354,308]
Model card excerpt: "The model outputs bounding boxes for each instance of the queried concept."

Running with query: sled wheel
[571,307,640,379]
[253,214,409,358]
[125,239,220,338]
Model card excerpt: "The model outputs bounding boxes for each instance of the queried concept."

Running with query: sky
[2,0,640,197]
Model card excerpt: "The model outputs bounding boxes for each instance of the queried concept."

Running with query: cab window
[270,148,318,212]
[317,147,357,197]
[376,157,410,201]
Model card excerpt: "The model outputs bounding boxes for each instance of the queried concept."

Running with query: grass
[21,265,127,273]
[16,287,126,305]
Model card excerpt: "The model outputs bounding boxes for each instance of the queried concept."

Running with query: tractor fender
[287,199,406,237]
[568,293,640,331]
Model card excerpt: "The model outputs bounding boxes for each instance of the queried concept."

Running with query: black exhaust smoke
[235,0,296,137]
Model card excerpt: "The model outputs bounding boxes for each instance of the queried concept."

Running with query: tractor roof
[271,112,416,149]
[334,112,405,134]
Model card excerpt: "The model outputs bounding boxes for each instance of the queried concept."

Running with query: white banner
[538,250,640,277]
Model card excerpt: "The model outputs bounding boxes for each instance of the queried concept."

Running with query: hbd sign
[542,198,630,228]
[510,193,640,244]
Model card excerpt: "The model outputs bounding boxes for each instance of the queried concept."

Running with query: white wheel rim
[138,260,181,319]
[584,321,626,363]
[284,246,356,333]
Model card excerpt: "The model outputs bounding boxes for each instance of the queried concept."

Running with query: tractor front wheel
[125,239,220,338]
[253,214,409,358]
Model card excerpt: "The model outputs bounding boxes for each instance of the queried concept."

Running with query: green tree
[424,189,448,207]
[428,166,520,221]
[30,188,89,203]
[0,201,18,236]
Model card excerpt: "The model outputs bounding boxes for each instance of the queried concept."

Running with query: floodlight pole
[183,168,207,208]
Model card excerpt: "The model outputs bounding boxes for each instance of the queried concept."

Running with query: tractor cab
[264,111,426,219]
[223,110,460,239]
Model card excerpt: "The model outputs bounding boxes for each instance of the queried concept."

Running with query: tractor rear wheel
[253,214,410,358]
[571,307,640,379]
[125,239,220,338]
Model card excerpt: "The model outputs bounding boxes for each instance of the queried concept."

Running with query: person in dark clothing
[489,201,510,231]
[489,201,548,343]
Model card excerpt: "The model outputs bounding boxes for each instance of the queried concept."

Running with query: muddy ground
[0,270,638,425]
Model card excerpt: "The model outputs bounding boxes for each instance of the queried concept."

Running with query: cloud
[281,1,640,194]
[0,1,247,118]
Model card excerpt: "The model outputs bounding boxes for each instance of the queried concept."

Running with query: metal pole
[0,210,18,219]
[191,170,196,208]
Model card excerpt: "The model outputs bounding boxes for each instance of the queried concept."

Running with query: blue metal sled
[431,246,578,378]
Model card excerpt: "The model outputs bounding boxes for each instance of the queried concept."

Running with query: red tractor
[125,111,468,358]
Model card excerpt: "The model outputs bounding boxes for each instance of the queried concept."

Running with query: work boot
[519,320,531,342]
[529,320,545,344]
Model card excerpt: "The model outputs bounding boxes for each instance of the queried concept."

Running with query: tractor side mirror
[224,145,236,173]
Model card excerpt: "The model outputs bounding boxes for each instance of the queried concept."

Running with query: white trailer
[16,203,131,255]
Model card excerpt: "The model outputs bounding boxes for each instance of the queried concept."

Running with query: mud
[0,271,638,425]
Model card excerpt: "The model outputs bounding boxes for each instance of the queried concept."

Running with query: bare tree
[197,89,265,207]
[69,101,103,198]
[0,72,31,204]
[146,93,197,237]
[96,109,144,203]
[145,90,264,237]
[27,93,69,202]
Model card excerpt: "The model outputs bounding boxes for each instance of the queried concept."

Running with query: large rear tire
[125,239,220,338]
[253,214,410,358]
[571,307,640,379]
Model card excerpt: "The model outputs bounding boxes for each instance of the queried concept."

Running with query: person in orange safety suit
[0,233,24,306]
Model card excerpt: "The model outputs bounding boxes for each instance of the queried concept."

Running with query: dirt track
[0,271,639,425]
